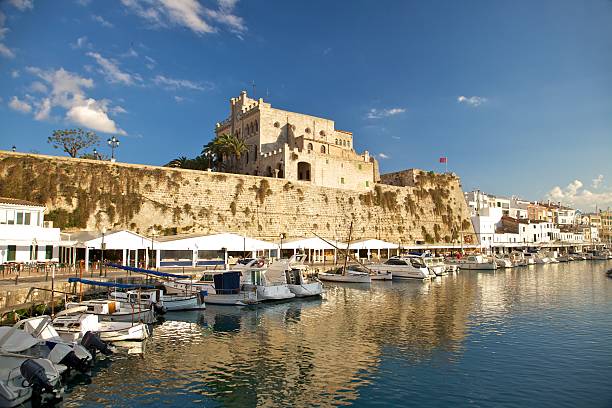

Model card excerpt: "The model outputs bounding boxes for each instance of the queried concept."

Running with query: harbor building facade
[0,197,61,264]
[215,91,379,191]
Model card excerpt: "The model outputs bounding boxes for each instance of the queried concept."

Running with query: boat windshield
[410,258,426,268]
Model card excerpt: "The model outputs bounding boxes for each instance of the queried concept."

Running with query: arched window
[307,143,313,151]
[320,130,325,136]
[335,139,338,145]
[274,121,280,128]
[343,140,347,147]
[320,145,326,154]
[305,127,311,134]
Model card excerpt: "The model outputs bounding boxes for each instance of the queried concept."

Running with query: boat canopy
[68,277,156,289]
[106,263,186,279]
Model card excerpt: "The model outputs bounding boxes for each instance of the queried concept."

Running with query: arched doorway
[297,162,311,181]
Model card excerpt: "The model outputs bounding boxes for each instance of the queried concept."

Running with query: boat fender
[257,259,265,268]
[81,331,113,356]
[20,359,54,394]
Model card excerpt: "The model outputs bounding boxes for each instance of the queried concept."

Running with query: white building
[0,198,61,264]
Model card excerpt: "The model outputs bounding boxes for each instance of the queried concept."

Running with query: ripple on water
[63,261,612,407]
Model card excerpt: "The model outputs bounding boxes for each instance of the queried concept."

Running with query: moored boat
[53,307,150,343]
[318,266,372,283]
[369,256,432,280]
[456,255,498,270]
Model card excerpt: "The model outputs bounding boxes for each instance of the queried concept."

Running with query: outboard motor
[153,301,167,315]
[81,331,113,358]
[20,359,54,394]
[47,343,90,374]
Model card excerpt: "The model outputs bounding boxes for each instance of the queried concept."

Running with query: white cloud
[0,12,15,59]
[546,177,612,211]
[121,0,246,35]
[366,107,406,119]
[153,74,211,91]
[67,99,126,135]
[34,97,51,120]
[92,14,114,28]
[592,174,604,189]
[23,66,126,134]
[71,35,91,49]
[75,0,92,5]
[110,105,127,115]
[174,95,185,102]
[8,0,34,11]
[8,96,32,113]
[87,52,141,85]
[121,48,139,58]
[457,95,487,107]
[378,153,389,159]
[144,55,156,70]
[391,135,401,140]
[29,81,48,93]
[11,69,19,78]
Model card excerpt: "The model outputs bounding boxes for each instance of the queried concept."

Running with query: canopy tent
[347,239,400,250]
[344,238,401,261]
[61,230,156,271]
[281,237,344,250]
[154,232,276,251]
[64,230,153,250]
[153,232,277,268]
[280,236,345,263]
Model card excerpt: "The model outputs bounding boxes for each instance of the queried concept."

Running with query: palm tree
[202,133,247,171]
[166,156,189,168]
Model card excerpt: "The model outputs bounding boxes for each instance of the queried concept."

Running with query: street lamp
[100,228,106,277]
[11,145,16,152]
[279,233,286,259]
[93,148,100,160]
[107,136,120,161]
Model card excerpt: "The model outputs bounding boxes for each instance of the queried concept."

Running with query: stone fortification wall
[0,152,476,244]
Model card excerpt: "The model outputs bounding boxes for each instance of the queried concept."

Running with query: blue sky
[0,0,611,211]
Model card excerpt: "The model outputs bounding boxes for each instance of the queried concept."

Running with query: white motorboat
[524,253,547,264]
[53,307,150,343]
[591,250,611,260]
[65,299,157,324]
[456,255,498,270]
[240,259,296,301]
[369,256,432,280]
[345,264,392,280]
[273,255,324,297]
[0,321,92,376]
[318,266,372,283]
[0,354,64,407]
[110,289,206,312]
[422,256,448,276]
[569,252,586,260]
[14,316,99,369]
[493,256,514,268]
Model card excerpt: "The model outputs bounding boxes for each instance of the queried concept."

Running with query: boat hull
[162,295,206,311]
[288,282,323,297]
[370,272,393,280]
[318,273,371,283]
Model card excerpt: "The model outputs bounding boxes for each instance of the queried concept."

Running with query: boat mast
[343,221,353,275]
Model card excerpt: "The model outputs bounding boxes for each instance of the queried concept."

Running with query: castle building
[215,91,380,191]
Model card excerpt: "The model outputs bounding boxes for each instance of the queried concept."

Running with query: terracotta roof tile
[0,197,45,207]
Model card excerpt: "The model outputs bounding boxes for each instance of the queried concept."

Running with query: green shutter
[7,245,16,262]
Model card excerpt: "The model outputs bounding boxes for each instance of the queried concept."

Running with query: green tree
[48,128,100,158]
[201,133,247,171]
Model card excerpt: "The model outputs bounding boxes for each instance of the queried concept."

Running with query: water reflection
[64,261,612,407]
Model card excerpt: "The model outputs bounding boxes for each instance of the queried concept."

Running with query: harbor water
[64,261,612,407]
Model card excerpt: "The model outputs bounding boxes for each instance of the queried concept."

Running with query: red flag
[439,157,447,163]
